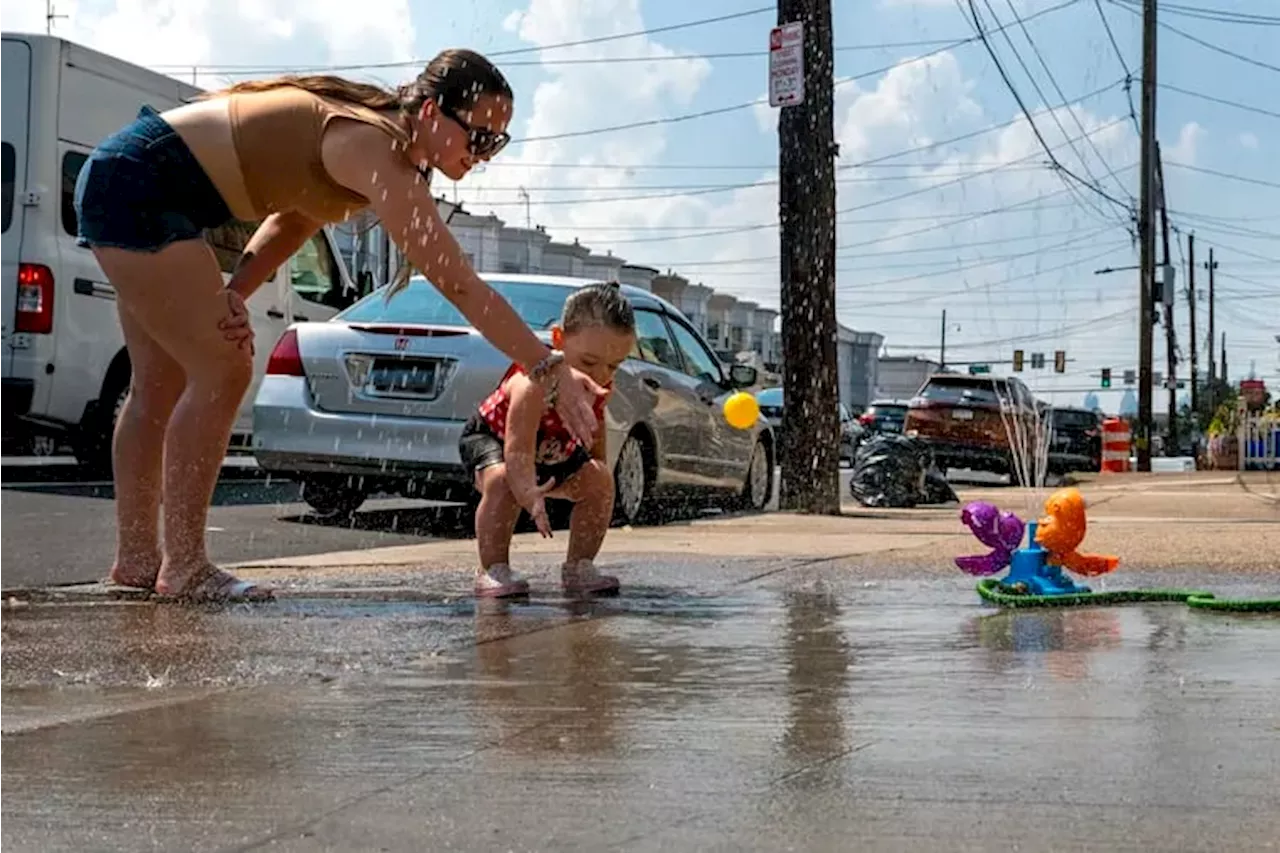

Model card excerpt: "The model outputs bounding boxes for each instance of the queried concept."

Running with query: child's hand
[520,477,557,538]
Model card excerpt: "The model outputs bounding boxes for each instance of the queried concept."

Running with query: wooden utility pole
[1136,0,1158,471]
[777,0,839,514]
[939,310,947,370]
[1206,247,1218,410]
[1186,232,1198,415]
[1156,144,1176,455]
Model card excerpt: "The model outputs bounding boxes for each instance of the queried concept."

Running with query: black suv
[1046,406,1103,474]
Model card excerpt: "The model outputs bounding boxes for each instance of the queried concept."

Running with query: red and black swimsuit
[459,364,610,486]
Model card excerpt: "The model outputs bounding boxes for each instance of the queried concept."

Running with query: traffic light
[1054,350,1066,373]
[1101,368,1112,388]
[1012,349,1024,372]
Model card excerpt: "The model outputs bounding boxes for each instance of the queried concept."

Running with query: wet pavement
[3,552,1278,852]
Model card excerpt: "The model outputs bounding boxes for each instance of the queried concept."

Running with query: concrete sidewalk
[3,475,1277,852]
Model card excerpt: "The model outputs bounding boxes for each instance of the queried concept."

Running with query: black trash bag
[849,433,958,508]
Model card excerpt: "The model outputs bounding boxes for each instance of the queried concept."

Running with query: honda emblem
[394,336,410,351]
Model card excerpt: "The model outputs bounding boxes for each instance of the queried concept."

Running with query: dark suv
[1046,406,1103,474]
[903,373,1041,481]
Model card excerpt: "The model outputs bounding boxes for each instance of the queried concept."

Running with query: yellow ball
[723,391,760,430]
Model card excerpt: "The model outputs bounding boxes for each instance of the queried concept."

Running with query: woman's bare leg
[108,303,187,588]
[92,241,267,600]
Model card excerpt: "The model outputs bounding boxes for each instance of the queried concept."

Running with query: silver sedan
[251,274,776,524]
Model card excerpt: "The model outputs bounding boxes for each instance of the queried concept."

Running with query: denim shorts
[74,105,233,252]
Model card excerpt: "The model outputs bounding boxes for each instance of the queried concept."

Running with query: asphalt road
[0,456,803,590]
[0,458,462,590]
[1,454,1005,590]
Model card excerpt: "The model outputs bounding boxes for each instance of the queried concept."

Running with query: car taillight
[266,328,305,376]
[858,413,875,425]
[15,263,54,334]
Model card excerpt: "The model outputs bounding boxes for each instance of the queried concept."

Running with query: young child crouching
[458,282,638,598]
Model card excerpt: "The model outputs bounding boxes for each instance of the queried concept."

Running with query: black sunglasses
[440,105,510,159]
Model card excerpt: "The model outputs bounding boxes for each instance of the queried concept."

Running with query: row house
[333,198,879,391]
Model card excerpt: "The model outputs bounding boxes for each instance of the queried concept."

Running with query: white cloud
[1168,121,1205,166]
[1,0,416,86]
[1239,132,1259,150]
[14,0,1164,399]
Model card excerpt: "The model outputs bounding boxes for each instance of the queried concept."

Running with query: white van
[1,33,374,471]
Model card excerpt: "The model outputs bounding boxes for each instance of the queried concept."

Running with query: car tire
[612,431,652,526]
[301,478,367,518]
[733,439,773,512]
[73,373,130,477]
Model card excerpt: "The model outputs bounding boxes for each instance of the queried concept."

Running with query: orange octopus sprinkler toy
[1035,487,1120,577]
[956,486,1118,598]
[962,487,1278,611]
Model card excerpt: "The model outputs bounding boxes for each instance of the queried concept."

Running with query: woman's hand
[218,289,255,355]
[552,364,608,445]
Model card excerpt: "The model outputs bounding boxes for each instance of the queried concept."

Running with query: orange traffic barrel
[1101,417,1131,473]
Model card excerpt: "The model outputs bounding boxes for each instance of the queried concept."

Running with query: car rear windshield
[872,405,906,417]
[919,378,1008,406]
[339,278,574,330]
[0,140,14,233]
[1052,409,1099,429]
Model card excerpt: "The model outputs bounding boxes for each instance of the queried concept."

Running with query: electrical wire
[1106,0,1280,26]
[959,0,1134,226]
[992,0,1135,209]
[1091,0,1142,133]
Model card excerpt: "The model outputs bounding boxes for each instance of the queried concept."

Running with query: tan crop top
[226,87,412,223]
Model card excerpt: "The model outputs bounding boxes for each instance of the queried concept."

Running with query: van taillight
[15,264,54,334]
[266,329,305,376]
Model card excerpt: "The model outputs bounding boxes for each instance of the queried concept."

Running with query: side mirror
[729,364,758,389]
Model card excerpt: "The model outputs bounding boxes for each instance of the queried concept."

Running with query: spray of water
[994,381,1053,522]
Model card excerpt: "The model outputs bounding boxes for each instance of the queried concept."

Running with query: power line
[461,162,1051,193]
[995,0,1135,207]
[469,110,1130,209]
[605,195,1086,245]
[163,6,776,73]
[1159,81,1280,120]
[1091,0,1142,133]
[1106,0,1280,26]
[1106,3,1280,73]
[673,227,1113,278]
[1165,161,1280,189]
[156,0,1082,76]
[960,0,1133,222]
[508,40,977,144]
[159,39,981,74]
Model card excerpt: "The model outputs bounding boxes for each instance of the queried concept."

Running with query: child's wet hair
[561,281,636,335]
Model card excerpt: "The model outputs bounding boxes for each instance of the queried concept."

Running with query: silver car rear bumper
[251,375,473,491]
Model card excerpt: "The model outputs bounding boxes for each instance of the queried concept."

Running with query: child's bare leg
[552,460,619,593]
[474,464,528,597]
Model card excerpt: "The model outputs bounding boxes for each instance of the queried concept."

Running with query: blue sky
[7,0,1277,409]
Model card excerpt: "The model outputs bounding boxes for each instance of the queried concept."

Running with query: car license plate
[951,408,974,420]
[368,361,438,397]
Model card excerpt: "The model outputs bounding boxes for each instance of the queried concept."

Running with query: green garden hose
[977,573,1218,607]
[1184,593,1280,613]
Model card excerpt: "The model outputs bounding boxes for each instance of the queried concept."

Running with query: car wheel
[301,478,367,518]
[612,432,650,525]
[74,374,130,476]
[734,439,773,512]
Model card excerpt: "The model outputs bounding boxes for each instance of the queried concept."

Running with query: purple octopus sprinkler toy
[955,501,1026,576]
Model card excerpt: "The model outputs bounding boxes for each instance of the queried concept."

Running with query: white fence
[1239,411,1280,471]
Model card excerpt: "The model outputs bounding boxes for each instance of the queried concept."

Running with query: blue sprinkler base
[1000,521,1092,596]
